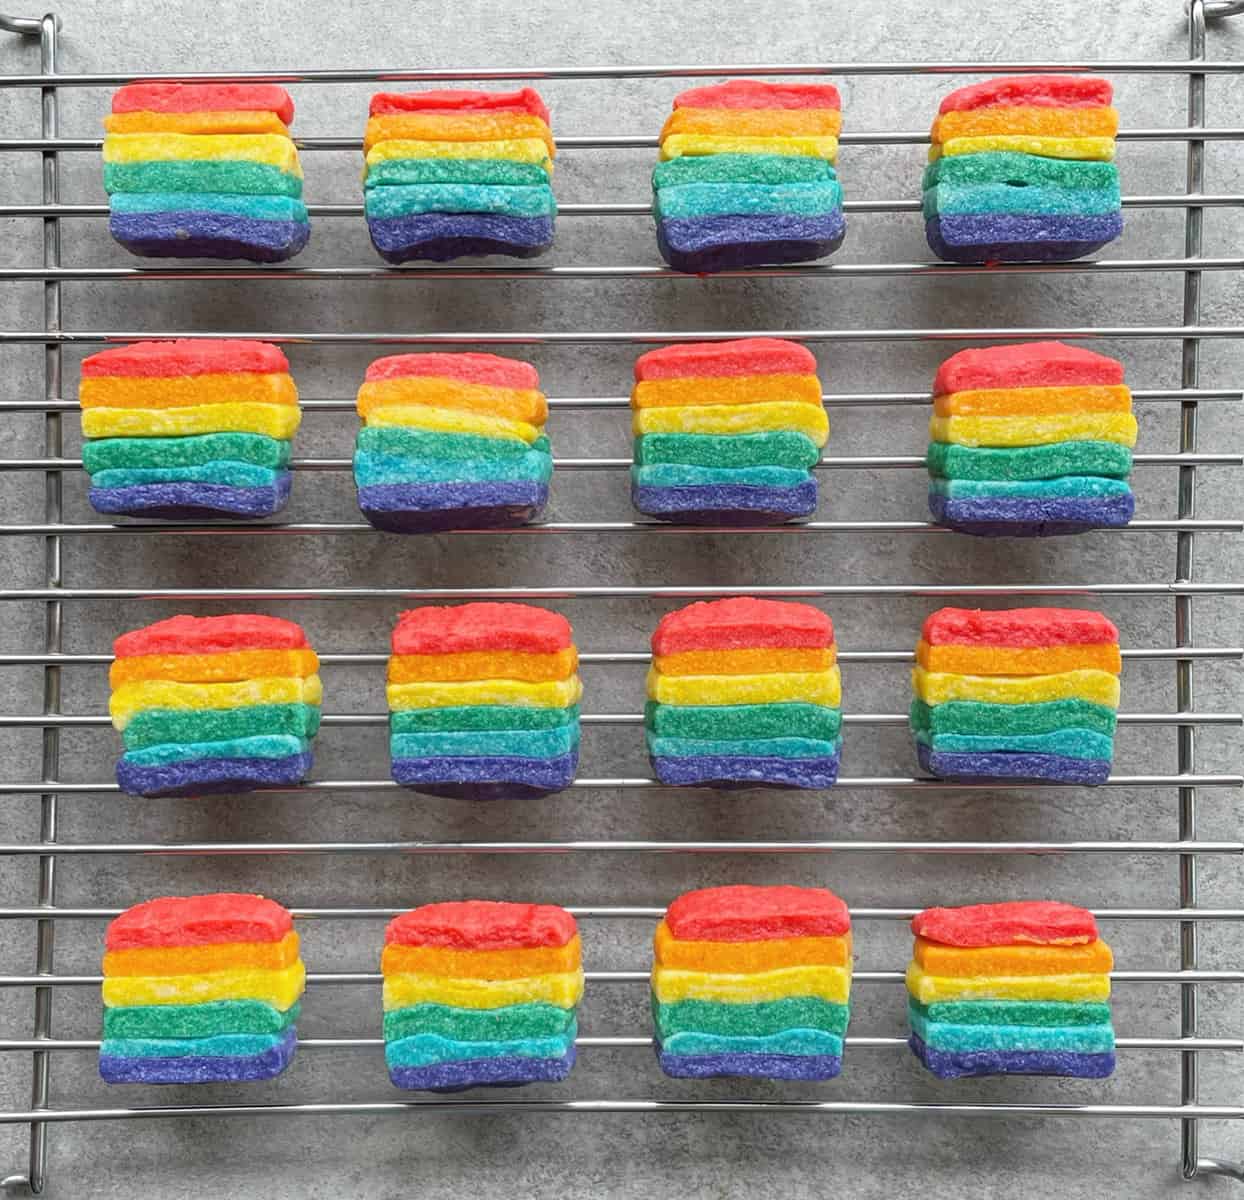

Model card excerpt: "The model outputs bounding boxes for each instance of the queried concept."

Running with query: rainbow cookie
[654,80,844,272]
[632,339,826,524]
[653,885,851,1080]
[925,76,1121,262]
[100,893,305,1083]
[354,353,551,531]
[382,900,582,1090]
[363,89,555,262]
[110,614,322,797]
[927,342,1136,536]
[103,83,308,261]
[387,603,581,799]
[906,900,1115,1079]
[81,340,300,520]
[647,598,841,788]
[911,607,1121,784]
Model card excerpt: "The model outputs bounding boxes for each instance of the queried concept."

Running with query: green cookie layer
[122,734,309,767]
[357,427,550,460]
[83,433,290,473]
[635,432,821,470]
[121,703,321,751]
[366,157,550,188]
[929,475,1133,500]
[909,1005,1114,1054]
[652,996,850,1039]
[654,153,837,188]
[923,181,1120,220]
[926,440,1133,482]
[645,701,841,741]
[633,464,810,489]
[922,152,1119,192]
[103,1000,300,1040]
[910,998,1112,1028]
[91,462,282,490]
[911,699,1118,738]
[913,727,1114,761]
[647,734,841,759]
[383,1002,575,1044]
[104,160,303,197]
[391,704,580,734]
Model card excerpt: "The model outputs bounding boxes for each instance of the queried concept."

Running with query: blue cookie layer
[358,481,547,532]
[391,725,579,760]
[929,490,1135,536]
[647,735,841,760]
[910,1033,1115,1080]
[391,749,578,799]
[908,1007,1115,1054]
[109,211,310,262]
[365,183,556,220]
[925,212,1122,263]
[657,210,846,273]
[89,474,292,520]
[115,751,313,798]
[101,1031,294,1059]
[915,728,1113,761]
[385,1028,574,1069]
[923,182,1121,219]
[99,1028,296,1084]
[354,451,551,488]
[656,1049,842,1080]
[655,180,844,220]
[121,734,310,767]
[633,480,817,524]
[110,192,309,222]
[388,1046,575,1092]
[917,742,1110,785]
[366,213,554,262]
[651,749,840,789]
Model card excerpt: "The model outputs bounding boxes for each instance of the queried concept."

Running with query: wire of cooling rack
[0,3,1242,1195]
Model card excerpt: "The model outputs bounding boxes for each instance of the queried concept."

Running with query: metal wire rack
[0,1,1241,1195]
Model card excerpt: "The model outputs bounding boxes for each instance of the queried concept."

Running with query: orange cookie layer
[381,934,581,980]
[80,373,298,410]
[932,385,1132,418]
[103,930,301,977]
[357,377,547,425]
[654,922,851,971]
[931,106,1119,143]
[109,648,319,687]
[632,374,822,410]
[915,641,1121,676]
[913,937,1114,977]
[652,646,835,676]
[387,647,577,684]
[661,107,843,140]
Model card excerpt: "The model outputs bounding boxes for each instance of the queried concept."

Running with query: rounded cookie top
[937,75,1113,115]
[912,900,1098,947]
[106,893,293,950]
[665,884,850,942]
[82,339,290,379]
[933,341,1124,394]
[111,83,296,124]
[636,338,818,382]
[392,603,572,656]
[673,80,841,112]
[653,597,833,655]
[920,607,1119,648]
[365,352,539,391]
[114,614,310,658]
[385,900,578,949]
[369,88,550,123]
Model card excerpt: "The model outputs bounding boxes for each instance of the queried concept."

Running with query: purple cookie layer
[633,481,817,525]
[392,750,578,799]
[929,491,1134,537]
[109,212,310,262]
[388,1047,575,1092]
[657,1049,842,1081]
[358,481,547,532]
[657,210,846,273]
[651,751,840,789]
[116,751,313,798]
[89,474,292,520]
[367,214,554,263]
[925,212,1122,264]
[909,1033,1115,1080]
[917,742,1110,785]
[99,1029,297,1084]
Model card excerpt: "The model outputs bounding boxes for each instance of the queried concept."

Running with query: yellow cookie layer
[382,969,584,1012]
[388,648,577,685]
[103,132,302,174]
[80,373,298,411]
[82,403,301,440]
[103,931,301,978]
[911,666,1120,708]
[931,106,1119,143]
[932,385,1132,419]
[357,378,547,426]
[102,961,306,1009]
[929,412,1138,449]
[387,676,583,711]
[631,374,823,411]
[906,962,1110,1005]
[109,648,319,688]
[364,404,540,444]
[654,921,851,971]
[661,133,839,163]
[634,401,829,443]
[915,641,1121,676]
[661,107,843,140]
[652,963,851,1005]
[653,647,835,677]
[365,138,553,172]
[913,937,1113,978]
[364,113,555,156]
[104,110,291,137]
[110,675,323,729]
[929,135,1115,162]
[647,665,841,707]
[381,935,581,981]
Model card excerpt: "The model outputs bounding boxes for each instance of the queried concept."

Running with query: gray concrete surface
[0,0,1240,1196]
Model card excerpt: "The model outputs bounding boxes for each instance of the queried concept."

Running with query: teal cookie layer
[390,724,580,760]
[909,1005,1115,1054]
[364,182,556,219]
[646,733,842,760]
[109,192,308,222]
[655,180,843,220]
[121,733,311,767]
[913,727,1114,760]
[354,449,552,487]
[83,434,290,473]
[922,152,1119,192]
[391,704,579,735]
[635,432,821,470]
[365,158,550,188]
[654,153,837,188]
[103,160,303,197]
[100,1031,291,1059]
[910,698,1117,738]
[104,1000,300,1040]
[91,461,283,490]
[385,1027,575,1069]
[923,181,1120,220]
[926,440,1133,482]
[358,427,550,460]
[384,1002,575,1045]
[632,463,811,489]
[644,701,841,741]
[908,998,1111,1028]
[121,703,321,751]
[653,996,850,1039]
[660,1028,844,1057]
[930,475,1133,501]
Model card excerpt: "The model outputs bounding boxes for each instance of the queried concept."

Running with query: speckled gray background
[0,0,1240,1196]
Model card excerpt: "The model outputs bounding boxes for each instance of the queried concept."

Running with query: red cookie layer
[673,80,842,112]
[938,75,1113,115]
[106,893,293,950]
[635,338,818,382]
[364,352,538,391]
[82,339,290,379]
[912,901,1099,948]
[921,607,1119,648]
[392,603,573,656]
[665,885,850,943]
[652,598,833,655]
[110,83,295,125]
[368,88,550,123]
[385,901,578,950]
[933,341,1124,395]
[114,614,310,658]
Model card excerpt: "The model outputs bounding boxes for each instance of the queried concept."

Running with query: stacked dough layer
[103,83,309,261]
[382,901,583,1090]
[653,886,853,1080]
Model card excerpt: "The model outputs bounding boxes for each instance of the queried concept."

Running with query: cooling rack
[0,1,1241,1195]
